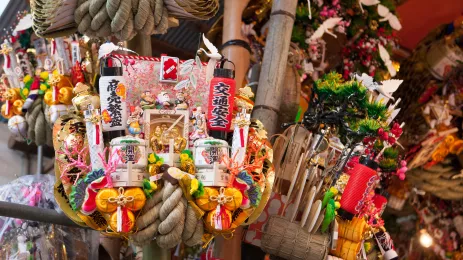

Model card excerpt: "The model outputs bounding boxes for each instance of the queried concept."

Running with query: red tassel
[240,128,245,147]
[52,40,57,55]
[219,205,231,230]
[95,124,100,145]
[122,207,130,232]
[4,55,10,68]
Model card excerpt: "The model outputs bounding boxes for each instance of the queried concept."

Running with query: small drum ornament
[194,138,230,187]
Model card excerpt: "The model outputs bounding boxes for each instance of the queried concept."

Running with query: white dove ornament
[378,44,397,77]
[354,73,378,91]
[376,79,403,100]
[98,42,137,59]
[359,0,380,13]
[309,18,343,42]
[377,4,402,31]
[198,34,222,83]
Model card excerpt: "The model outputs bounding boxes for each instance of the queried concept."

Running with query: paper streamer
[84,108,105,170]
[55,37,71,74]
[231,112,250,165]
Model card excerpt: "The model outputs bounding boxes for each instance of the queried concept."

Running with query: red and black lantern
[339,157,378,220]
[207,59,236,133]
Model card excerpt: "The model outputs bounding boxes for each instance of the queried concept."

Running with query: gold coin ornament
[223,187,243,211]
[96,188,119,213]
[123,187,146,211]
[195,187,219,211]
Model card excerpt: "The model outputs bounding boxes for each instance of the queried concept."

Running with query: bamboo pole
[221,0,251,90]
[252,0,298,137]
[211,1,251,259]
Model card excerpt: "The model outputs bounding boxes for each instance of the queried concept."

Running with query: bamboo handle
[280,152,305,217]
[290,167,310,222]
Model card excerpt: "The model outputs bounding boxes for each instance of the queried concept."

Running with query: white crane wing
[202,33,219,55]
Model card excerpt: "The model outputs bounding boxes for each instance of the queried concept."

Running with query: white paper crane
[378,44,397,77]
[377,4,402,31]
[98,42,136,60]
[359,0,380,13]
[198,34,222,83]
[309,18,342,42]
[355,73,403,100]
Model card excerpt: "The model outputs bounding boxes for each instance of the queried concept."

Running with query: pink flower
[320,7,329,17]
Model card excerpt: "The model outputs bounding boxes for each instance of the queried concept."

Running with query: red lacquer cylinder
[339,157,378,220]
[207,66,235,132]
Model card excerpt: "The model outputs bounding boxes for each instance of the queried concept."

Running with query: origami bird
[309,18,342,42]
[197,34,222,83]
[359,0,380,13]
[355,73,403,100]
[378,44,398,77]
[98,42,137,60]
[377,4,402,31]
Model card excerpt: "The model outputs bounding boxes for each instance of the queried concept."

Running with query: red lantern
[207,60,236,132]
[339,157,378,220]
[372,194,388,216]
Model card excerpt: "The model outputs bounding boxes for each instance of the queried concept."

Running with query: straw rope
[182,203,204,247]
[130,186,164,246]
[75,0,170,40]
[156,181,186,249]
[25,98,52,146]
[407,166,463,200]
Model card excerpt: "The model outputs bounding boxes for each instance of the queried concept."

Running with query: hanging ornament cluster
[46,34,275,250]
[0,20,99,146]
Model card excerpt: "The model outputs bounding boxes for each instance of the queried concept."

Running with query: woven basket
[261,215,330,260]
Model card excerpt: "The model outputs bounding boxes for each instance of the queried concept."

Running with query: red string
[240,128,245,147]
[4,55,10,68]
[95,124,100,145]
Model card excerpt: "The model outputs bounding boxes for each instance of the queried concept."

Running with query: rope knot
[209,187,233,206]
[108,187,134,206]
